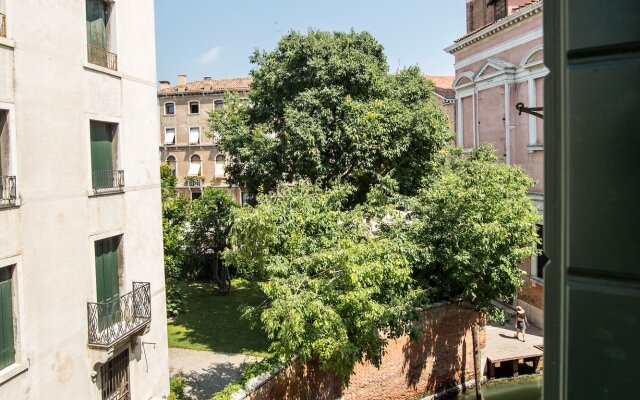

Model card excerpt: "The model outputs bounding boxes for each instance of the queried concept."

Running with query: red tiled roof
[424,75,456,99]
[159,77,253,94]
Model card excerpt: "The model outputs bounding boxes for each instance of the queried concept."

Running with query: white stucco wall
[0,1,169,398]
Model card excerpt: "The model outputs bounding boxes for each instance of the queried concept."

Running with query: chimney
[177,74,187,92]
[159,80,170,91]
[204,76,212,81]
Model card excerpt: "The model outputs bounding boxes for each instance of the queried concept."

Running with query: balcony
[0,176,16,207]
[92,170,124,194]
[87,282,151,348]
[87,44,118,71]
[185,176,204,188]
[0,13,6,38]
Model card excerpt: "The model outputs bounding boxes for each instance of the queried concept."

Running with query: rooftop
[425,75,456,100]
[159,77,253,95]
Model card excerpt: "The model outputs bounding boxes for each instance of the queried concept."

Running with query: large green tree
[184,187,238,294]
[225,183,419,382]
[407,146,541,313]
[161,164,189,315]
[210,30,451,202]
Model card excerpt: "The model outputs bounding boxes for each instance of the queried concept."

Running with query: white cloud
[198,47,222,64]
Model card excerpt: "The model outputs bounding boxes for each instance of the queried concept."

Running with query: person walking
[514,306,528,342]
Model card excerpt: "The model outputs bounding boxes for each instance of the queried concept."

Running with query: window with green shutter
[0,266,14,370]
[94,237,121,330]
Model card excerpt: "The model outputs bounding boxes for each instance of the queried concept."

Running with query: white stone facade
[0,1,169,399]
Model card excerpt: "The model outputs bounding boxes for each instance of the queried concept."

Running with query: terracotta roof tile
[424,75,456,99]
[159,77,253,94]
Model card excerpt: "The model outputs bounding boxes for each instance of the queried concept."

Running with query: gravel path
[169,348,262,399]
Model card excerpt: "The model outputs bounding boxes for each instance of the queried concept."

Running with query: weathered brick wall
[247,304,484,400]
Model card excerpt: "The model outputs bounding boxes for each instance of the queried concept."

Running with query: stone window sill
[0,363,28,386]
[528,144,544,153]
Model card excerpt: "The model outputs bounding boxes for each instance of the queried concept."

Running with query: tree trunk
[472,324,482,399]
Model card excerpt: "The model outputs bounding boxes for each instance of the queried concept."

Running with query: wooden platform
[484,321,543,378]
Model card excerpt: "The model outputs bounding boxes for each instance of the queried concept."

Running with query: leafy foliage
[407,146,541,310]
[168,374,187,400]
[161,164,188,316]
[225,183,419,382]
[183,188,238,294]
[210,30,451,203]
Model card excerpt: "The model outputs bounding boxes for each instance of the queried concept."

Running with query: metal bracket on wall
[516,103,544,119]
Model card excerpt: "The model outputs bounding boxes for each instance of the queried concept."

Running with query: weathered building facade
[158,76,251,202]
[0,1,169,398]
[446,0,546,327]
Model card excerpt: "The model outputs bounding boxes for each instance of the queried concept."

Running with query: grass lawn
[167,279,271,356]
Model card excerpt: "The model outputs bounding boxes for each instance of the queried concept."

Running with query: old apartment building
[0,1,168,399]
[158,75,456,203]
[158,76,251,202]
[446,0,546,327]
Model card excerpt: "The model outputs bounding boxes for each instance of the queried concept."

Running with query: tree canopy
[225,183,419,382]
[408,146,541,312]
[210,30,451,202]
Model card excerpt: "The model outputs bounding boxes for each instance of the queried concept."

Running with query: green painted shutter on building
[90,121,113,189]
[0,268,14,370]
[86,0,106,49]
[544,1,640,398]
[95,238,120,330]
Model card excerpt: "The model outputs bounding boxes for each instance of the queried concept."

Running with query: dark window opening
[100,350,130,400]
[214,100,224,110]
[189,101,199,114]
[165,103,175,115]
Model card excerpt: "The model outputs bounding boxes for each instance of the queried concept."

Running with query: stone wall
[247,304,484,400]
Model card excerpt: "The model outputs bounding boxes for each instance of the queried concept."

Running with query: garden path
[169,348,262,400]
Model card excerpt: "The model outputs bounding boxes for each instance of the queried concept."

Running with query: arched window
[166,156,177,177]
[188,154,201,176]
[215,154,226,177]
[164,102,175,115]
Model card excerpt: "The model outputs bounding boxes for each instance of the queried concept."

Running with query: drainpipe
[504,81,511,165]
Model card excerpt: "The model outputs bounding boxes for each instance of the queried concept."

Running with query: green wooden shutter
[95,238,121,330]
[86,0,106,49]
[0,268,14,370]
[90,122,113,189]
[544,1,640,398]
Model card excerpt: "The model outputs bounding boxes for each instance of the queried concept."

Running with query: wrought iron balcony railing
[88,44,118,71]
[92,170,124,193]
[87,282,151,348]
[0,13,6,38]
[185,177,204,188]
[0,176,16,206]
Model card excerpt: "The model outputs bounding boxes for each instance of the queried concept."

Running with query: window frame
[88,117,122,194]
[188,154,202,176]
[215,154,226,178]
[214,100,224,110]
[164,101,175,116]
[188,100,200,115]
[0,255,27,385]
[163,127,176,146]
[0,102,18,206]
[166,155,177,177]
[188,126,201,145]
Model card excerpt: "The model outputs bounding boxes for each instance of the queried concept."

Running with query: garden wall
[247,303,485,400]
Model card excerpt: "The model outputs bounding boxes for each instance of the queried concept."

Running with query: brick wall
[247,304,484,400]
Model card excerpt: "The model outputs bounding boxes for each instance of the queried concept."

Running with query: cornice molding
[445,2,543,54]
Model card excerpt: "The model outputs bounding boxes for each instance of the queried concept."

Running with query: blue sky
[154,0,466,84]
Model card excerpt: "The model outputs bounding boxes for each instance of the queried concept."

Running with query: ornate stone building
[158,76,250,202]
[446,0,547,327]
